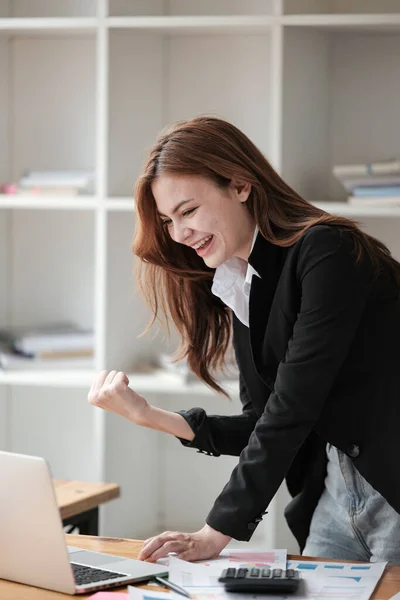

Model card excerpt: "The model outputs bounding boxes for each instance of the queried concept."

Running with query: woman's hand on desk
[138,524,231,563]
[88,370,149,423]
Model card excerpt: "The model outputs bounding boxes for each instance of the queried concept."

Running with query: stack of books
[333,159,400,206]
[0,322,94,371]
[0,169,95,196]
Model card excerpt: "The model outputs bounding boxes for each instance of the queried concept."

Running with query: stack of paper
[332,159,400,205]
[129,549,387,600]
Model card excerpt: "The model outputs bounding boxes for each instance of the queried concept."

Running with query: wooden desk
[1,534,400,599]
[54,480,120,535]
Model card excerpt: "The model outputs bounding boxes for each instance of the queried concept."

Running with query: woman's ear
[231,179,251,203]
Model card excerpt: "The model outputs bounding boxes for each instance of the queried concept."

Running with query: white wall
[0,213,10,329]
[9,386,97,480]
[108,32,164,196]
[282,28,331,200]
[282,30,400,204]
[108,31,273,196]
[329,33,400,200]
[10,211,95,330]
[0,388,8,450]
[9,0,96,17]
[284,0,400,13]
[109,1,275,16]
[167,34,272,158]
[0,36,8,183]
[11,37,96,182]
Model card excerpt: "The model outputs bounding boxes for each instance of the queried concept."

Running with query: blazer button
[347,444,360,458]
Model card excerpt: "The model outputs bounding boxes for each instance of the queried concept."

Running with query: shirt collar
[212,226,261,297]
[245,227,260,282]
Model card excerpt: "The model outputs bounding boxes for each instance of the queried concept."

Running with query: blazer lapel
[248,233,288,380]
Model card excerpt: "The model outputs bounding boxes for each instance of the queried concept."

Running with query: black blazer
[178,225,400,550]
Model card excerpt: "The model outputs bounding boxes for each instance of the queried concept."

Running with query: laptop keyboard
[71,562,128,586]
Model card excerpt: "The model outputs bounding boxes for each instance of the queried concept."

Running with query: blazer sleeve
[205,226,372,540]
[175,374,258,457]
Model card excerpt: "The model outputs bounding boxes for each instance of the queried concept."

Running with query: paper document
[129,582,379,600]
[168,550,286,587]
[129,588,173,600]
[157,549,286,570]
[287,559,387,600]
[168,556,222,587]
[287,559,386,579]
[143,554,386,600]
[202,548,287,570]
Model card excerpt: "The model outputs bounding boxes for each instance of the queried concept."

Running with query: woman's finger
[90,370,109,394]
[115,371,129,385]
[139,532,175,560]
[141,531,190,561]
[145,540,186,563]
[138,536,155,558]
[104,370,118,385]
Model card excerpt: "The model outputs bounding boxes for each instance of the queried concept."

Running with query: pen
[154,576,192,598]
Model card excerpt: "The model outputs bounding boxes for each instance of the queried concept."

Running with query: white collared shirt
[211,228,260,327]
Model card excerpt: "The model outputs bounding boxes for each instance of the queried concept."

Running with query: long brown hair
[132,116,400,394]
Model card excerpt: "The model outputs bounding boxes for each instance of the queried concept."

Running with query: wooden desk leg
[62,507,99,536]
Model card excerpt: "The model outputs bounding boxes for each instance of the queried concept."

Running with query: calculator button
[272,569,282,578]
[286,569,295,578]
[261,568,271,578]
[237,568,248,578]
[226,568,236,578]
[292,571,300,579]
[250,568,260,577]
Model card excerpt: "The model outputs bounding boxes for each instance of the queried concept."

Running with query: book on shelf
[19,169,95,189]
[352,185,400,198]
[0,185,84,196]
[333,160,400,204]
[0,353,93,371]
[333,158,400,179]
[336,175,400,193]
[12,186,83,196]
[34,349,93,359]
[0,321,94,356]
[348,195,400,206]
[0,169,95,197]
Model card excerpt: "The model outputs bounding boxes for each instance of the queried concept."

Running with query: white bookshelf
[0,0,399,553]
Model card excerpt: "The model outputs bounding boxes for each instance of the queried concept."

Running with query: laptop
[0,450,168,595]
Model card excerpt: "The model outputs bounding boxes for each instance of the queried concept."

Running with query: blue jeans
[302,444,400,563]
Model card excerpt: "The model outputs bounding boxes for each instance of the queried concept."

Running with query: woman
[88,116,400,564]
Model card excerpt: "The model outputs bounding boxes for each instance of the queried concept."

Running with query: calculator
[218,567,301,594]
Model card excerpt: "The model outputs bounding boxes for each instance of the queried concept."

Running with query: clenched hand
[88,370,149,424]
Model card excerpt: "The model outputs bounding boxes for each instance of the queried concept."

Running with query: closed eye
[182,207,197,217]
[161,207,197,228]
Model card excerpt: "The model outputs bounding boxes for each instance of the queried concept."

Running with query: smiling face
[151,174,256,268]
